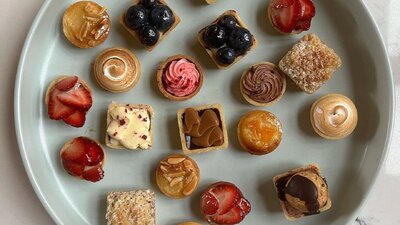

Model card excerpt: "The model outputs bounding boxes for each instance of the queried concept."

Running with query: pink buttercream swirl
[163,58,200,97]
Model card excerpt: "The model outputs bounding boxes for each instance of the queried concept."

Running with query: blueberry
[141,0,158,9]
[216,47,236,65]
[139,25,160,46]
[227,27,253,55]
[149,5,175,31]
[218,15,237,30]
[203,24,226,49]
[125,5,148,30]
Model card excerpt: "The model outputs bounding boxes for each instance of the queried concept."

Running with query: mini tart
[120,0,181,51]
[267,2,302,35]
[179,222,202,225]
[240,62,286,106]
[177,104,229,155]
[93,47,141,93]
[63,1,110,48]
[156,154,200,199]
[45,76,92,105]
[237,110,282,155]
[156,55,204,101]
[310,94,358,140]
[198,10,257,69]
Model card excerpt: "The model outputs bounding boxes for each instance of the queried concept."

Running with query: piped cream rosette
[94,47,141,93]
[310,94,358,140]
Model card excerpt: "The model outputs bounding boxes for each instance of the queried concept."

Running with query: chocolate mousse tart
[93,47,141,93]
[156,55,204,101]
[240,62,286,107]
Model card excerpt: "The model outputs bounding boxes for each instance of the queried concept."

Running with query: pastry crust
[62,1,110,48]
[177,104,229,155]
[93,47,141,93]
[279,34,342,94]
[272,164,332,221]
[198,10,257,69]
[45,76,92,105]
[105,102,154,150]
[156,54,204,101]
[240,62,286,107]
[179,222,202,225]
[120,0,181,51]
[237,110,282,155]
[156,154,200,199]
[205,0,217,4]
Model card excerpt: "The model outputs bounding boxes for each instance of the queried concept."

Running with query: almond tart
[156,55,204,101]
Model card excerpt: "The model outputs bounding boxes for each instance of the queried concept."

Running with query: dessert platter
[14,0,394,224]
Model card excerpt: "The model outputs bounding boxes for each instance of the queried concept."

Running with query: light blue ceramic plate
[15,0,394,224]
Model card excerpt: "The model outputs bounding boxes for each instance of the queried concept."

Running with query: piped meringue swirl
[243,64,284,103]
[163,59,200,97]
[311,94,358,139]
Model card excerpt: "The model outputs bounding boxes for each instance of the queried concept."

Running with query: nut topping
[167,157,186,165]
[170,177,184,187]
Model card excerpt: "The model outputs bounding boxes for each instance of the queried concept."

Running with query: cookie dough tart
[310,93,358,139]
[63,1,110,48]
[156,55,203,101]
[93,47,141,93]
[240,62,286,106]
[156,154,200,199]
[237,110,282,155]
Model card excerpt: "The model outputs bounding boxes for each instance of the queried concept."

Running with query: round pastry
[60,136,105,182]
[237,110,282,155]
[63,1,110,48]
[178,222,202,225]
[310,93,358,140]
[240,62,286,106]
[156,55,203,101]
[156,154,200,199]
[93,47,141,93]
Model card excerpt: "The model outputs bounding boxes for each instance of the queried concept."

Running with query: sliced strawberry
[298,0,315,20]
[82,138,104,166]
[295,19,311,31]
[238,197,251,216]
[208,182,241,215]
[61,137,86,163]
[55,76,78,91]
[270,0,301,33]
[48,88,75,120]
[57,86,92,110]
[201,192,219,216]
[210,205,245,225]
[62,161,84,177]
[83,165,104,182]
[63,110,86,128]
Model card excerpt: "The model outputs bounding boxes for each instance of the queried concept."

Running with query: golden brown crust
[272,164,332,221]
[279,34,342,94]
[62,1,110,48]
[237,110,282,155]
[156,154,200,199]
[240,62,286,107]
[198,10,257,69]
[45,76,92,105]
[177,104,229,155]
[93,47,141,93]
[205,0,217,4]
[179,222,202,225]
[156,55,204,101]
[120,0,181,51]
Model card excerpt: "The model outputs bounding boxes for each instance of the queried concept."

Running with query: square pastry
[177,104,228,154]
[120,0,181,51]
[279,34,342,94]
[272,164,332,221]
[106,101,154,150]
[106,190,155,225]
[198,10,257,69]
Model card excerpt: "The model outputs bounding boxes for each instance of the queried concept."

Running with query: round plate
[15,0,394,224]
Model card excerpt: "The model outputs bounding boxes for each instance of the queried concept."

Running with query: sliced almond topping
[167,157,186,165]
[183,159,194,170]
[185,171,195,184]
[85,16,100,22]
[160,165,169,173]
[170,177,184,187]
[99,6,107,14]
[82,22,90,39]
[183,175,198,196]
[94,24,109,40]
[166,171,186,178]
[163,174,172,182]
[160,161,170,166]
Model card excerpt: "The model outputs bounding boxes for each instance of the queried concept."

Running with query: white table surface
[0,0,399,224]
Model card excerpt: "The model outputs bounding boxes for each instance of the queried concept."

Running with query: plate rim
[14,0,395,224]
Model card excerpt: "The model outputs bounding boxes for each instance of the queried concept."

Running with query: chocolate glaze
[285,175,320,213]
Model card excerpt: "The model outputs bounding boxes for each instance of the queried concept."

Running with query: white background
[0,0,399,224]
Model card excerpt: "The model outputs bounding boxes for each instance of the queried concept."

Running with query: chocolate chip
[141,135,147,140]
[119,120,126,126]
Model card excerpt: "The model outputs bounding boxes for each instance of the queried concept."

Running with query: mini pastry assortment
[44,0,360,223]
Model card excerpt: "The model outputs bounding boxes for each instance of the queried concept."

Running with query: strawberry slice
[202,182,242,216]
[55,76,78,91]
[295,19,311,31]
[83,165,104,182]
[61,137,85,163]
[210,205,245,225]
[57,86,92,110]
[62,161,84,177]
[63,110,86,128]
[201,192,219,215]
[269,0,301,33]
[298,0,315,20]
[48,88,75,120]
[238,197,251,216]
[82,138,104,166]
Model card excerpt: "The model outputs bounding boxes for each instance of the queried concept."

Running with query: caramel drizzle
[184,108,223,148]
